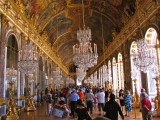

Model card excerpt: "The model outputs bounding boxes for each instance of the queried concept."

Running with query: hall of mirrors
[0,0,160,119]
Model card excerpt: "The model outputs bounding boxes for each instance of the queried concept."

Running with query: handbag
[52,105,68,118]
[148,110,153,115]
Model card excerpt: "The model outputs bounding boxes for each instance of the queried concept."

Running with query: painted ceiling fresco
[18,0,136,72]
[44,13,72,44]
[20,0,67,30]
[87,12,113,44]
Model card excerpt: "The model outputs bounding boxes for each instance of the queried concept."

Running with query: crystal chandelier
[18,41,38,75]
[73,0,98,70]
[53,66,62,81]
[73,40,98,70]
[76,67,86,81]
[67,77,75,84]
[133,38,155,73]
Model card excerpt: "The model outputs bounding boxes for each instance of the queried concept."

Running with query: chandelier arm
[101,13,105,65]
[135,0,144,38]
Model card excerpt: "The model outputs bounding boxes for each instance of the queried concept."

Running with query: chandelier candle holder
[26,74,36,111]
[6,68,19,120]
[18,40,38,111]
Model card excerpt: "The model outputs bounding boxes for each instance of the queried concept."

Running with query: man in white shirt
[85,90,94,114]
[95,89,105,115]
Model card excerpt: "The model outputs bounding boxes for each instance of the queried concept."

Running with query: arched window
[130,41,141,94]
[6,35,18,97]
[145,27,158,94]
[117,53,124,89]
[112,57,118,91]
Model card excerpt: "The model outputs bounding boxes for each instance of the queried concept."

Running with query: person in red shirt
[77,89,84,101]
[141,93,152,120]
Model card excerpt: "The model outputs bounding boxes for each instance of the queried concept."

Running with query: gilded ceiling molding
[0,0,69,74]
[88,0,160,74]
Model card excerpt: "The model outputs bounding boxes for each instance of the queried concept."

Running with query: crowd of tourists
[38,86,151,120]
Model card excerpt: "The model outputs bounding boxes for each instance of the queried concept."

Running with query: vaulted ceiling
[20,0,136,72]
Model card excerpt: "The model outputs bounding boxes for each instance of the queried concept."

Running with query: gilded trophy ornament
[152,77,160,116]
[6,81,19,120]
[26,82,36,111]
[132,80,140,108]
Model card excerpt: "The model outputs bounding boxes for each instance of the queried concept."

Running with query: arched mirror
[6,35,18,98]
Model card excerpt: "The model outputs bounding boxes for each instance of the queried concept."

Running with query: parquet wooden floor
[19,103,160,120]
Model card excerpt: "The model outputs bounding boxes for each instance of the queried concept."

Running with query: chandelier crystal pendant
[133,38,155,73]
[18,41,38,75]
[53,66,62,81]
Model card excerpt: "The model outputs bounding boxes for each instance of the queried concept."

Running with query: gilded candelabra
[105,81,109,88]
[26,82,36,111]
[110,82,114,92]
[132,80,140,108]
[152,77,160,116]
[6,81,19,120]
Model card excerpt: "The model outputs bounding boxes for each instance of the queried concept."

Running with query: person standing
[75,100,92,120]
[141,93,151,120]
[124,90,132,117]
[69,90,79,118]
[140,88,148,111]
[95,89,105,115]
[103,94,124,120]
[105,88,109,102]
[45,91,52,115]
[85,90,94,114]
[119,89,125,113]
[77,89,84,101]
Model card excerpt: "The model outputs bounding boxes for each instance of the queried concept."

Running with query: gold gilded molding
[0,0,69,74]
[89,0,160,74]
